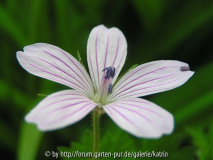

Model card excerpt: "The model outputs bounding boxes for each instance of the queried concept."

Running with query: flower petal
[103,97,174,138]
[110,60,194,101]
[25,90,98,131]
[87,25,127,92]
[17,43,94,97]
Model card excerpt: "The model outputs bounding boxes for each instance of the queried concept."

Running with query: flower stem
[92,109,100,158]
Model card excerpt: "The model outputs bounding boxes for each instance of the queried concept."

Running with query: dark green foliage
[58,128,137,160]
[58,130,93,160]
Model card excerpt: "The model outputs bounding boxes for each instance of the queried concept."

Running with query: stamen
[108,83,112,93]
[104,73,110,79]
[95,66,116,104]
[111,67,115,78]
[180,66,190,71]
[106,67,111,75]
[102,66,116,79]
[102,67,109,72]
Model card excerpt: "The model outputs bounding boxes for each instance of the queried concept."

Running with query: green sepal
[77,50,85,67]
[37,94,47,97]
[114,64,138,85]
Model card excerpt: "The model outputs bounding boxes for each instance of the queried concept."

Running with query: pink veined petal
[103,97,174,138]
[87,25,127,92]
[25,90,98,131]
[17,43,94,97]
[109,60,194,101]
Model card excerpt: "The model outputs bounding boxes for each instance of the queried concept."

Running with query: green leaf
[58,127,136,160]
[28,0,43,42]
[0,120,16,151]
[0,80,31,110]
[0,4,27,46]
[58,130,92,160]
[133,0,213,61]
[132,0,166,31]
[186,122,213,160]
[18,123,43,160]
[175,89,213,125]
[100,129,136,152]
[54,0,71,49]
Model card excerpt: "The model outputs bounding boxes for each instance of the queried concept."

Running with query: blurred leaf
[58,130,92,160]
[186,121,213,160]
[0,4,27,46]
[36,1,51,43]
[0,80,30,110]
[6,0,18,12]
[18,123,43,160]
[103,0,127,25]
[133,0,213,61]
[77,0,104,24]
[133,0,166,30]
[168,146,195,160]
[175,89,213,125]
[54,0,72,49]
[100,129,136,153]
[28,0,43,42]
[0,120,16,151]
[58,127,136,160]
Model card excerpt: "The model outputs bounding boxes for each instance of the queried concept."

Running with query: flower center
[94,66,115,106]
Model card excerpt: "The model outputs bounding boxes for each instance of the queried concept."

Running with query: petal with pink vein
[17,43,94,97]
[103,97,174,138]
[110,60,194,101]
[25,90,98,131]
[87,25,127,92]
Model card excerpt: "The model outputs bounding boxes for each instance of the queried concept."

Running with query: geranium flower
[17,25,194,138]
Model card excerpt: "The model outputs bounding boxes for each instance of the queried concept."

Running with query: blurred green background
[0,0,213,160]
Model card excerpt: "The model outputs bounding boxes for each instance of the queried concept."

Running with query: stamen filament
[108,83,112,93]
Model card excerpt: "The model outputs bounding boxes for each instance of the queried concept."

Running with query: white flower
[16,25,194,138]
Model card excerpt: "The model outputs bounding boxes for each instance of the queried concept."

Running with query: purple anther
[111,67,115,78]
[102,66,116,79]
[108,83,112,93]
[105,73,110,79]
[102,67,109,72]
[106,67,111,75]
[180,66,190,71]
